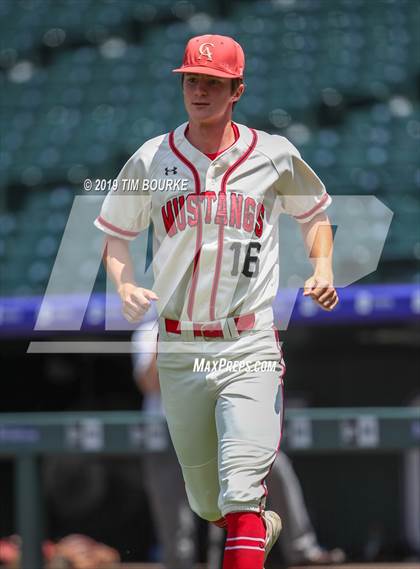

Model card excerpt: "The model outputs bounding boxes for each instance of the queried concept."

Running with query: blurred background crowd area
[0,0,419,296]
[1,0,420,567]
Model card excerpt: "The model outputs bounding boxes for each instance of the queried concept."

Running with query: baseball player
[95,35,338,569]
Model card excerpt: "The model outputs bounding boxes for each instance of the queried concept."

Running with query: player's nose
[194,78,208,95]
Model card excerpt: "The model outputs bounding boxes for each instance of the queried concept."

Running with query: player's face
[183,74,243,123]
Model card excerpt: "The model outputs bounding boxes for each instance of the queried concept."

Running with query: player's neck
[186,115,236,155]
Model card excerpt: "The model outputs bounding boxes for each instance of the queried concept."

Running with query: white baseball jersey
[94,122,331,322]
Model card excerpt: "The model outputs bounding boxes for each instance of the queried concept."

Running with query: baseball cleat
[263,510,282,565]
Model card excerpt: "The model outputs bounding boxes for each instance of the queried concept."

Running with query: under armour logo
[165,166,178,175]
[198,42,214,62]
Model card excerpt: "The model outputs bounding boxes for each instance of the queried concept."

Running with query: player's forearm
[104,237,158,322]
[103,236,138,292]
[300,212,334,276]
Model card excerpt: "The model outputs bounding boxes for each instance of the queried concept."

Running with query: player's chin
[188,106,214,120]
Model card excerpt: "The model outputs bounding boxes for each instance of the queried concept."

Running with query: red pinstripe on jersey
[293,191,330,221]
[168,130,202,320]
[209,128,258,320]
[96,216,139,238]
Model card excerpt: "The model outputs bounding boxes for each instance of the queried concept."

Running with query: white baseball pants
[156,325,285,521]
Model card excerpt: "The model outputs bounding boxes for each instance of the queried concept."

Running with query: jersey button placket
[206,167,217,191]
[208,162,226,322]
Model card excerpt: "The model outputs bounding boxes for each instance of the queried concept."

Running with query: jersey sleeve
[94,150,151,240]
[274,140,331,223]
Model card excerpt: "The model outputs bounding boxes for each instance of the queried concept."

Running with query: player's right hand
[118,283,158,323]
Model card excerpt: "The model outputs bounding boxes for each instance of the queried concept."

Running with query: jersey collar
[171,121,255,168]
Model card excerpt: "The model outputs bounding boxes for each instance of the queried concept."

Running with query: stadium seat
[1,0,418,292]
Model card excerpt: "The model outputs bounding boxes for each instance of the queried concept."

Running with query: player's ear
[232,81,245,103]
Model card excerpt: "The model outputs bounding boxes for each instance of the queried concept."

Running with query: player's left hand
[303,272,339,311]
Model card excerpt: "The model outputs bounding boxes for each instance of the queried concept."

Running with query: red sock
[223,512,266,569]
[213,517,227,529]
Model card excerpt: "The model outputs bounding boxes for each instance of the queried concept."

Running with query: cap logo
[198,42,214,62]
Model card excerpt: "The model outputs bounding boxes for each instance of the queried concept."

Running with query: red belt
[165,313,256,338]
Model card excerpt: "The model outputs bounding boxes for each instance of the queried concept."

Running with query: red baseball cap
[173,34,245,79]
